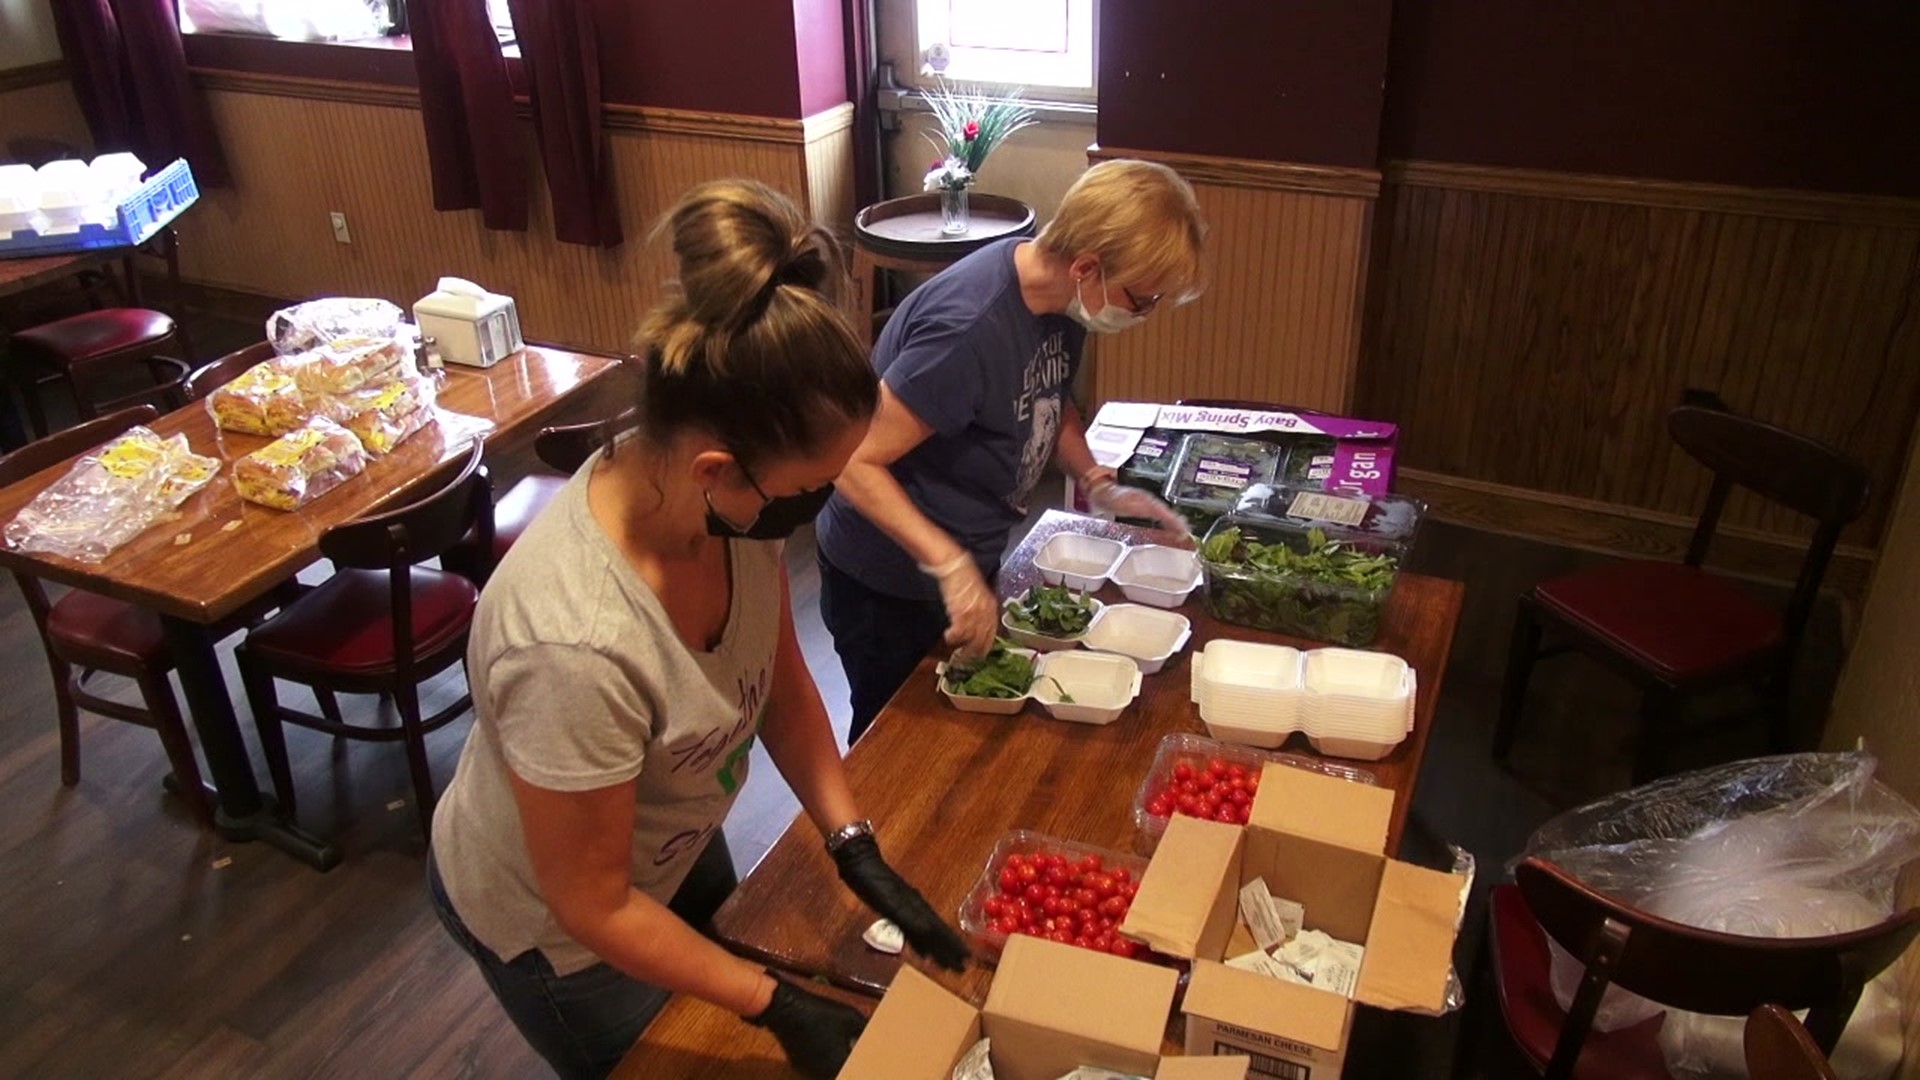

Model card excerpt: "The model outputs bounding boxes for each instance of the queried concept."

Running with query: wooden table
[0,250,120,300]
[849,192,1036,343]
[707,509,1465,1004]
[0,346,620,868]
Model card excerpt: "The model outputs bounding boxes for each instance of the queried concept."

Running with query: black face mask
[705,483,836,540]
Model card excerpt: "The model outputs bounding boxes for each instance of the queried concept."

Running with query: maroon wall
[594,0,802,115]
[791,0,849,117]
[1381,0,1920,196]
[1097,0,1392,168]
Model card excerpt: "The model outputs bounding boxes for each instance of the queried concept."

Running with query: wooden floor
[0,314,1850,1078]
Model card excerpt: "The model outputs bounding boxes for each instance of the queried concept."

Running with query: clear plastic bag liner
[1516,752,1920,1077]
[267,297,409,355]
[4,426,220,561]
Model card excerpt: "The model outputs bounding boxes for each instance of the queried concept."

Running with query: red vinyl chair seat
[1534,561,1784,682]
[12,308,177,363]
[45,589,168,668]
[1491,884,1675,1080]
[244,568,477,674]
[486,472,567,564]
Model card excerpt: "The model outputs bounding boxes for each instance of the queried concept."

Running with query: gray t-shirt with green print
[431,455,779,975]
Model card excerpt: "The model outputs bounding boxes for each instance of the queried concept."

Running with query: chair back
[1667,404,1870,656]
[319,439,492,572]
[1746,1004,1839,1080]
[1514,856,1920,1066]
[535,418,613,475]
[0,404,160,635]
[183,342,277,402]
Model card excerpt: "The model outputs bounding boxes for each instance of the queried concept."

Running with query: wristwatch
[825,818,874,854]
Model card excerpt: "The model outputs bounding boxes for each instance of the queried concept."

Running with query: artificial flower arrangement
[921,81,1039,193]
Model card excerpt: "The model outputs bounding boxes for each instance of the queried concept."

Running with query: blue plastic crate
[0,158,198,258]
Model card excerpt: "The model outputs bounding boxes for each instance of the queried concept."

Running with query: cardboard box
[838,934,1249,1080]
[1083,402,1399,499]
[1120,764,1462,1079]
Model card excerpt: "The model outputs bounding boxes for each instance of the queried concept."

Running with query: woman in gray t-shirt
[428,181,967,1080]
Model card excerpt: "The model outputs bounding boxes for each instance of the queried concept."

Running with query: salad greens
[944,640,1037,699]
[1004,584,1096,637]
[1201,524,1400,646]
[943,640,1074,702]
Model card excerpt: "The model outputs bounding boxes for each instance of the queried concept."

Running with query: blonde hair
[626,180,877,469]
[1037,160,1207,303]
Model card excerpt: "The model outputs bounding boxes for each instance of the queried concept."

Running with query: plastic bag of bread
[5,426,220,561]
[267,297,407,355]
[289,334,415,398]
[333,371,437,455]
[233,416,369,511]
[207,358,311,436]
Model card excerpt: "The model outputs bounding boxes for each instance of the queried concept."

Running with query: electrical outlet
[329,211,352,244]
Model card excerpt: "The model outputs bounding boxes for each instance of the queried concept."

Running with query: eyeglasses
[1121,285,1164,316]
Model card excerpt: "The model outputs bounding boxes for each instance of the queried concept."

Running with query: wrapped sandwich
[207,358,310,436]
[290,334,414,397]
[233,416,370,511]
[332,371,437,455]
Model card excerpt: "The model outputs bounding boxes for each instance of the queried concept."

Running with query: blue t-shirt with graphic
[817,238,1084,600]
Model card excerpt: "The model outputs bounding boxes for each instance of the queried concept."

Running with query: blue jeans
[817,552,980,744]
[427,835,738,1080]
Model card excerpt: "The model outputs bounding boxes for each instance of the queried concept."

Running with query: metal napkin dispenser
[412,276,523,368]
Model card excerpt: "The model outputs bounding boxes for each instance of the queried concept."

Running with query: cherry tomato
[1024,884,1047,904]
[1173,763,1194,782]
[1147,797,1173,818]
[1049,929,1074,944]
[1089,874,1117,900]
[1004,853,1026,870]
[999,868,1020,891]
[1208,758,1230,778]
[1099,896,1128,918]
[1226,764,1248,780]
[994,915,1019,935]
[1059,897,1080,916]
[1120,881,1139,900]
[1042,865,1068,887]
[985,897,1004,918]
[1077,854,1104,875]
[1109,938,1140,959]
[1043,884,1062,901]
[1111,867,1133,885]
[1229,787,1251,806]
[1213,802,1237,823]
[1193,771,1215,792]
[1092,933,1112,952]
[1016,863,1040,885]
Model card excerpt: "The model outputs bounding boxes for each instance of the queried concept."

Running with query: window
[178,1,516,46]
[912,0,1095,96]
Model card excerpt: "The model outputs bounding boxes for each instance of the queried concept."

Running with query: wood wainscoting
[1084,146,1378,413]
[170,71,855,356]
[1361,161,1920,578]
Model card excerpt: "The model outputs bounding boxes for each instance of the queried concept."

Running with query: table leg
[161,615,341,871]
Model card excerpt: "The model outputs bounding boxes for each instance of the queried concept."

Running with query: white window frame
[880,0,1099,104]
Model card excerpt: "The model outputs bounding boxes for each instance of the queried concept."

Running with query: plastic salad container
[1278,435,1339,486]
[1198,484,1425,646]
[1130,732,1377,851]
[956,829,1149,961]
[1117,428,1181,491]
[1162,433,1285,534]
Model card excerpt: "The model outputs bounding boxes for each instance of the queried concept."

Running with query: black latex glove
[746,978,867,1079]
[832,833,970,971]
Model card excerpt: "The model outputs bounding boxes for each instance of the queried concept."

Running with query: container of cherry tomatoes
[957,829,1151,963]
[1131,732,1379,852]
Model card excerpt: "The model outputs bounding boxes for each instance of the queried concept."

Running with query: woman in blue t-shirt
[814,160,1209,742]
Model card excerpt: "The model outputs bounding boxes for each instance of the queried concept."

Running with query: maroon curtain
[410,0,528,231]
[506,0,621,247]
[49,0,230,186]
[845,0,881,208]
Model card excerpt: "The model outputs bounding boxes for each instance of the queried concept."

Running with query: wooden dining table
[0,345,621,869]
[616,508,1465,1073]
[711,510,1463,1001]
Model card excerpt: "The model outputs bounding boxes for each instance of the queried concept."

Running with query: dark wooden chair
[0,406,209,821]
[1489,856,1919,1080]
[1746,1004,1838,1080]
[1494,404,1870,782]
[9,308,193,438]
[441,417,607,585]
[182,341,277,402]
[237,439,494,838]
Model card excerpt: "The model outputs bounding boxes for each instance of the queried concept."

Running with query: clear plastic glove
[745,978,867,1078]
[920,553,998,658]
[833,833,971,971]
[1086,477,1194,546]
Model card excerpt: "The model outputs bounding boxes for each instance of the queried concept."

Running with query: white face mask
[1065,268,1146,335]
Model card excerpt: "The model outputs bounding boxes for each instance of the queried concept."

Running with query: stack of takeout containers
[1189,640,1415,760]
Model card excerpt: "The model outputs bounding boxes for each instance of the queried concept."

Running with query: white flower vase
[940,186,970,236]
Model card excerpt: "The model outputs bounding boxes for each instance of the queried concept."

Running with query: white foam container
[1033,532,1127,591]
[1001,594,1103,652]
[1081,603,1192,674]
[89,152,146,202]
[1031,651,1142,725]
[0,163,38,232]
[1191,640,1417,758]
[1109,544,1202,608]
[934,647,1039,714]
